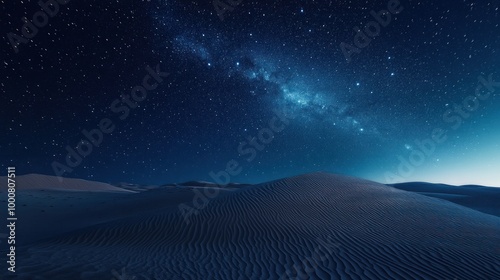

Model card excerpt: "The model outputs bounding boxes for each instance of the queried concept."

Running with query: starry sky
[1,0,499,186]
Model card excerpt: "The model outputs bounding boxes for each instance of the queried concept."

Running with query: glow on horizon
[370,171,500,188]
[367,143,500,187]
[413,157,500,187]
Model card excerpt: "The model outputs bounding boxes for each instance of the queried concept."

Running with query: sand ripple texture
[11,173,500,280]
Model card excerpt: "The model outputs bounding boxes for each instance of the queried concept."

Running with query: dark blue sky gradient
[1,0,499,186]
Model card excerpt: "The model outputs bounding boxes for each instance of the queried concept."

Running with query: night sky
[1,0,499,186]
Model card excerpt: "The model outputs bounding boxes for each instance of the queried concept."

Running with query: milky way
[1,0,499,186]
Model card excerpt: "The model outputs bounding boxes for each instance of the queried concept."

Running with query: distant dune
[4,173,500,279]
[0,174,134,193]
[116,180,249,192]
[391,182,500,217]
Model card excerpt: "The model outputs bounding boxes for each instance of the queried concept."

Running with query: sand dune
[116,180,248,192]
[5,173,500,279]
[0,174,134,193]
[391,182,500,217]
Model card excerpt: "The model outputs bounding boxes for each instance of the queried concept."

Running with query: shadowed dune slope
[12,173,500,279]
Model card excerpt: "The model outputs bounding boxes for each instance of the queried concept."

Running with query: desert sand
[1,172,499,279]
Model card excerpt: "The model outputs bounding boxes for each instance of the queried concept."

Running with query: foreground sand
[1,173,499,279]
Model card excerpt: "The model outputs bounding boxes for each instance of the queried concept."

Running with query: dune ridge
[0,174,134,193]
[391,181,500,217]
[10,173,500,279]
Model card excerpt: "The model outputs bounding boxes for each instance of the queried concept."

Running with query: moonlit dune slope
[0,174,134,193]
[10,173,500,279]
[391,182,500,217]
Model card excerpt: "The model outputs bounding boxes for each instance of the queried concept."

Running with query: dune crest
[0,174,134,193]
